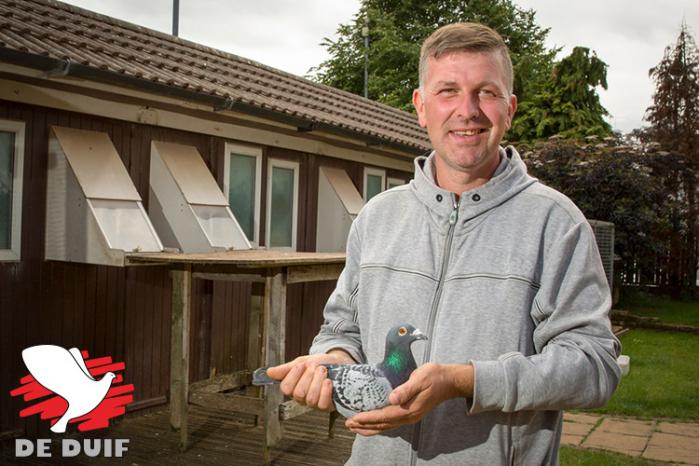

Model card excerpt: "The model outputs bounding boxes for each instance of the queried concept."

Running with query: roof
[0,0,431,152]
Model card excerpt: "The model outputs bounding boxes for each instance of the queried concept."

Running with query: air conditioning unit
[589,219,614,293]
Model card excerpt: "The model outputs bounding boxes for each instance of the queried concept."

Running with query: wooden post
[248,282,264,426]
[169,266,191,451]
[248,282,264,374]
[261,269,286,463]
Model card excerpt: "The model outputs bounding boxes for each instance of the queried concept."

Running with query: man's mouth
[451,128,487,136]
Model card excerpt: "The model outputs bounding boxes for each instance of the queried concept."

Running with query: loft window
[0,120,25,261]
[224,143,262,246]
[266,158,299,249]
[363,167,386,201]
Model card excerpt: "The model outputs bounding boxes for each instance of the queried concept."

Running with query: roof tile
[0,0,430,151]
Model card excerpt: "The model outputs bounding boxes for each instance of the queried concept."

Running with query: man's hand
[265,349,355,412]
[345,363,474,436]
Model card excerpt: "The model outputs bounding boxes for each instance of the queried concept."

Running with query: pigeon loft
[45,126,163,266]
[316,166,364,252]
[149,141,251,253]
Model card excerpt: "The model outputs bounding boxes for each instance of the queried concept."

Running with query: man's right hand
[265,349,355,412]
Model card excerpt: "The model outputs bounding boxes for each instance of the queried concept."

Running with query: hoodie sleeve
[309,221,367,364]
[469,220,621,413]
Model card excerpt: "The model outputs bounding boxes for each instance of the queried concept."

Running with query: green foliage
[309,0,556,113]
[588,329,699,420]
[510,47,612,142]
[523,138,683,284]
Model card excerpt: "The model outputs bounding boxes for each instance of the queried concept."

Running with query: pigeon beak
[411,328,428,340]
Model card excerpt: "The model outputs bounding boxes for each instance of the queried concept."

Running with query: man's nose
[455,92,481,120]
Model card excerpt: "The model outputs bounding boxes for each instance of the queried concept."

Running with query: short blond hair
[419,22,513,93]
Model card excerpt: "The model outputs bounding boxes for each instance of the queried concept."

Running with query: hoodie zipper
[410,197,459,466]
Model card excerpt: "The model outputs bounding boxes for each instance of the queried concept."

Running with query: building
[0,0,429,436]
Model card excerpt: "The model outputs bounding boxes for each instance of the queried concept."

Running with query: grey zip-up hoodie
[310,147,621,465]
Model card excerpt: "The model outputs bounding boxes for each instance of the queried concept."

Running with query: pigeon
[253,324,427,418]
[21,345,116,433]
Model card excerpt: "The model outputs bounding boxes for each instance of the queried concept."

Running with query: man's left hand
[345,362,474,436]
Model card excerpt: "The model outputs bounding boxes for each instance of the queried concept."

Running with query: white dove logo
[21,345,116,433]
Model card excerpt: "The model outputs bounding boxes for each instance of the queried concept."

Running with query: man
[268,22,620,465]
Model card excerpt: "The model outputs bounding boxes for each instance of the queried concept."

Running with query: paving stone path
[563,412,699,465]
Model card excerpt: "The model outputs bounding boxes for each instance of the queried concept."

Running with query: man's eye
[479,89,498,99]
[438,88,457,95]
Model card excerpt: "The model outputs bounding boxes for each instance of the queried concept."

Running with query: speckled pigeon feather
[253,323,427,418]
[324,363,393,418]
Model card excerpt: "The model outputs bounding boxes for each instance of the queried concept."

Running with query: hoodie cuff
[467,359,507,414]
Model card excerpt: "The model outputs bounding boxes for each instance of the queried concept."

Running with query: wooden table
[126,250,345,462]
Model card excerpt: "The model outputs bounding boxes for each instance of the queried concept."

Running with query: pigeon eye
[398,327,407,336]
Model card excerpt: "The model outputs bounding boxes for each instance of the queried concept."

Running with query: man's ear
[413,89,427,128]
[506,94,518,129]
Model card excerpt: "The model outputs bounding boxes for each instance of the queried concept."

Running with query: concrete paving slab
[563,412,602,425]
[643,445,699,465]
[648,431,699,450]
[583,430,648,456]
[562,421,595,437]
[656,421,699,438]
[597,418,655,437]
[561,433,584,446]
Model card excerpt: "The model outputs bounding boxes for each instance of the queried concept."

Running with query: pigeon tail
[252,367,280,385]
[50,415,69,434]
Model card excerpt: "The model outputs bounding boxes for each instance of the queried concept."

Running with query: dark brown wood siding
[0,98,413,435]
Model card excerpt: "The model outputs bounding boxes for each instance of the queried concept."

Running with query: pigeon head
[379,324,427,388]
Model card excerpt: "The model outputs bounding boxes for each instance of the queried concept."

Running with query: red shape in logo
[10,349,135,432]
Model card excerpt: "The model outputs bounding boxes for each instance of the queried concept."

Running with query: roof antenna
[172,0,179,37]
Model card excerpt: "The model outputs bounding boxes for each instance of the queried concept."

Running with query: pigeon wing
[68,348,95,381]
[21,345,90,400]
[325,364,393,418]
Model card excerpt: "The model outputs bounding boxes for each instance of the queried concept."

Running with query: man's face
[413,50,517,180]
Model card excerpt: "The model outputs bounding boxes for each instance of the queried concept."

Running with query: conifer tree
[644,23,699,292]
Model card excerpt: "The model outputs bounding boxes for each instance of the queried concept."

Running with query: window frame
[223,142,262,246]
[0,120,25,262]
[387,177,406,189]
[363,167,386,201]
[266,158,299,250]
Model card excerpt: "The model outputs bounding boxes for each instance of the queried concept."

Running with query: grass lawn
[587,329,699,420]
[560,446,662,465]
[617,289,699,326]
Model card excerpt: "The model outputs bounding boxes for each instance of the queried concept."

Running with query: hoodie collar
[411,146,537,225]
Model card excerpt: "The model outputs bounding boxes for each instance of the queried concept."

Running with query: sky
[58,0,698,135]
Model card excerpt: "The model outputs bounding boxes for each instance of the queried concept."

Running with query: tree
[642,23,699,292]
[509,47,612,142]
[309,0,556,113]
[523,138,683,289]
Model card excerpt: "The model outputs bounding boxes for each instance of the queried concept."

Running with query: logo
[10,345,135,458]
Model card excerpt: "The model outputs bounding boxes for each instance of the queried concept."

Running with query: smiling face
[413,50,517,190]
